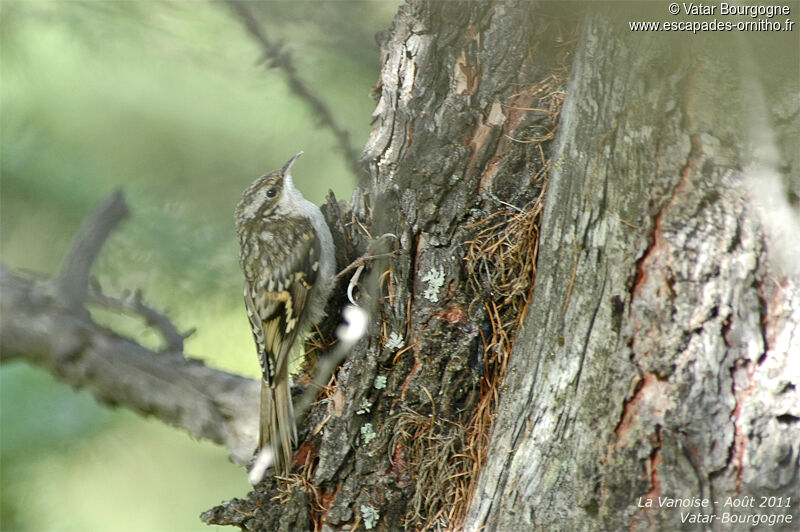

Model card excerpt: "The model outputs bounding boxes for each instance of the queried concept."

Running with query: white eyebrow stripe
[242,196,263,219]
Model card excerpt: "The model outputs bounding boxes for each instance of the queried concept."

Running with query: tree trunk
[205,2,799,531]
[205,0,579,530]
[465,6,800,532]
[4,1,794,531]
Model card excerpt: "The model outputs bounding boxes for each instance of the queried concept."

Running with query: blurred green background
[0,1,398,530]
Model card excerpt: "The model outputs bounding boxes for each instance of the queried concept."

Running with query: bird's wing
[244,217,322,385]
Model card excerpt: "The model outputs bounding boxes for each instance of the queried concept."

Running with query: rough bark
[204,1,576,530]
[466,6,800,532]
[4,2,797,531]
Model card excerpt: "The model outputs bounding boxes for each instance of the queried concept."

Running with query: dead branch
[0,189,363,470]
[55,189,128,310]
[0,191,260,464]
[1,266,260,464]
[225,0,364,179]
[87,284,195,353]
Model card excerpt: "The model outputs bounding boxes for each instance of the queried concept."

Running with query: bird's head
[235,152,304,224]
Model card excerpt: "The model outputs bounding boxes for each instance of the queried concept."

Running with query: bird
[235,152,336,476]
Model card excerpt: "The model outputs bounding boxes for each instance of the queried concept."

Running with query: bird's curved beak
[281,151,304,175]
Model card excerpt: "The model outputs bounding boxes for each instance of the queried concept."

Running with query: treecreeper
[234,152,336,478]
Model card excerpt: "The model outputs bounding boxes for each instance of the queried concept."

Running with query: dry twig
[225,0,364,179]
[0,192,260,464]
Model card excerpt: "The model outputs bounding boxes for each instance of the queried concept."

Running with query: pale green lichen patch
[361,422,376,444]
[421,267,445,302]
[385,331,405,350]
[357,399,372,415]
[361,504,380,529]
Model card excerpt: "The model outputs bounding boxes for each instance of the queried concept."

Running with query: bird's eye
[266,188,278,198]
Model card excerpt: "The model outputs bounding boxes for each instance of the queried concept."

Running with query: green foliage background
[0,1,398,530]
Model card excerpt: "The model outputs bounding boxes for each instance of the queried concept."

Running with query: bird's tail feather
[259,377,297,476]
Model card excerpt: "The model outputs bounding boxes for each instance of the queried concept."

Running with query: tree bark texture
[204,0,577,530]
[467,6,799,532]
[4,2,797,531]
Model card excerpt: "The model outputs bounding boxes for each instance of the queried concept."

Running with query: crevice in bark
[7,3,797,531]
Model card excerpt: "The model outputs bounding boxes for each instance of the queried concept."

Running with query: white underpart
[281,169,337,292]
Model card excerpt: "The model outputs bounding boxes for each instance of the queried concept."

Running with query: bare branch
[1,267,259,465]
[0,189,358,469]
[55,190,128,310]
[224,0,364,179]
[88,284,194,353]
